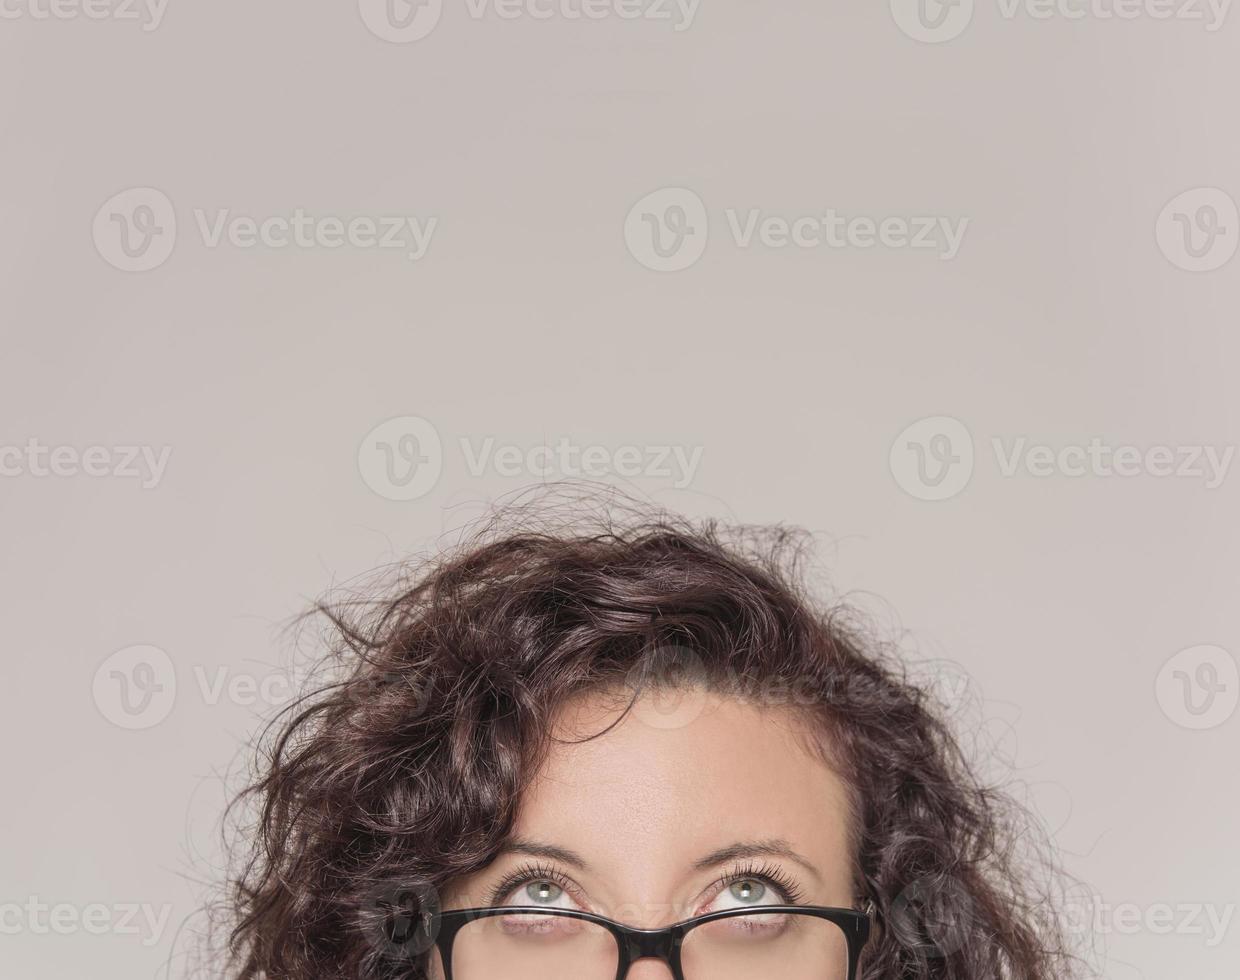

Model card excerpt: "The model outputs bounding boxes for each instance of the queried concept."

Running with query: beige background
[1,2,1238,978]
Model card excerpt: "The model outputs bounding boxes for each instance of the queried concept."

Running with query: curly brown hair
[226,501,1075,979]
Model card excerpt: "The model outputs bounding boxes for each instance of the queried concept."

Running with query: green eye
[729,879,767,904]
[526,881,563,904]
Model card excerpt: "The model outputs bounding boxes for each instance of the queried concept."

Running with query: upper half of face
[443,687,857,928]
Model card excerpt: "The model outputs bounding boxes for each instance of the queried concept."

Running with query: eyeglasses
[425,904,872,980]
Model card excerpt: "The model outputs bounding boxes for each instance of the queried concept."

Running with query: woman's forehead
[510,689,855,883]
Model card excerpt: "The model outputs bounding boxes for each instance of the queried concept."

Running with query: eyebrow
[499,837,821,880]
[498,838,592,870]
[692,839,822,880]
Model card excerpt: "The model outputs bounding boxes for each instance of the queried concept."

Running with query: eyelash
[709,860,806,907]
[487,860,806,909]
[488,861,578,907]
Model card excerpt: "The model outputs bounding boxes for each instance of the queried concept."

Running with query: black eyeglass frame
[430,904,872,980]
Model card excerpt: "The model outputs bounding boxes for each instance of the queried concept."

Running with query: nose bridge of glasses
[618,921,680,963]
